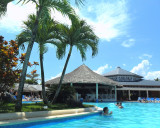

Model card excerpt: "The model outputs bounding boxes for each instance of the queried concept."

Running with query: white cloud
[145,71,160,80]
[94,64,109,74]
[1,0,130,41]
[123,64,126,66]
[131,60,151,76]
[121,38,135,47]
[51,9,71,25]
[50,72,61,79]
[139,54,152,60]
[87,6,93,12]
[130,60,160,80]
[0,1,71,33]
[0,2,36,32]
[80,0,130,41]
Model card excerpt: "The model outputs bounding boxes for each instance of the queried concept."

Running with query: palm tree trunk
[15,7,42,112]
[40,53,48,104]
[52,45,73,103]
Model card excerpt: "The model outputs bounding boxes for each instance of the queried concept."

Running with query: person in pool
[115,102,119,106]
[102,107,112,115]
[118,102,123,109]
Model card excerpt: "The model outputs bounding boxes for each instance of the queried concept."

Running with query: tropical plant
[48,84,75,103]
[25,70,39,84]
[0,36,21,92]
[17,14,65,105]
[15,0,78,111]
[0,36,37,97]
[52,20,99,103]
[155,78,160,81]
[0,0,13,18]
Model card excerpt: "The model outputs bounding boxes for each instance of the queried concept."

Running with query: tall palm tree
[0,0,13,18]
[17,14,63,105]
[52,20,99,103]
[15,0,79,111]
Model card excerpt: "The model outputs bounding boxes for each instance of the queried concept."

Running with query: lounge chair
[150,98,155,102]
[146,98,151,102]
[155,98,160,103]
[13,95,17,100]
[22,95,25,99]
[138,97,141,101]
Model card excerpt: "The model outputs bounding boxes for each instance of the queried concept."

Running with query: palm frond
[76,43,86,61]
[56,42,67,59]
[74,0,84,7]
[48,0,79,25]
[16,30,32,50]
[55,18,99,61]
[39,43,48,55]
[0,0,13,18]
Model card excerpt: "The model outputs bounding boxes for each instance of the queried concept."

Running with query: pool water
[2,102,160,128]
[22,101,42,104]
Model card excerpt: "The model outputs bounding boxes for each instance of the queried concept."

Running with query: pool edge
[0,106,101,126]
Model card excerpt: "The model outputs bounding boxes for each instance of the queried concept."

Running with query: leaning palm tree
[0,0,13,18]
[15,0,78,111]
[52,20,99,103]
[17,14,63,105]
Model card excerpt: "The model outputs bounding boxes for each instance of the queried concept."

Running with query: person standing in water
[118,102,124,109]
[102,107,112,115]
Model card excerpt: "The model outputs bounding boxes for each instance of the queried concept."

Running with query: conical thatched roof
[104,66,143,78]
[45,64,119,86]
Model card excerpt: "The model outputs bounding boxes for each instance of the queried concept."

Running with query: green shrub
[0,92,16,103]
[66,99,83,108]
[48,84,75,103]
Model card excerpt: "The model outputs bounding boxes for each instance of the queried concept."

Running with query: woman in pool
[102,107,112,115]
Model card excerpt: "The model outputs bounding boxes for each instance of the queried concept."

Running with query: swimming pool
[1,102,160,128]
[22,101,42,104]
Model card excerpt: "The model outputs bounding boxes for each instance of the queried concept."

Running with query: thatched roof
[45,64,119,86]
[13,84,47,92]
[104,66,143,78]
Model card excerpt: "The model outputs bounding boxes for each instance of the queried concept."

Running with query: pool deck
[0,106,102,125]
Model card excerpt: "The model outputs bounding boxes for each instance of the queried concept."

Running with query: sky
[0,0,160,82]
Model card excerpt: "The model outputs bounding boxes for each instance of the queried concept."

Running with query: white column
[128,90,131,100]
[76,92,78,101]
[114,86,117,101]
[70,83,73,87]
[147,90,149,98]
[96,83,98,102]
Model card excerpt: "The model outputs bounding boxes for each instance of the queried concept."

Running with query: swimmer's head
[103,107,108,112]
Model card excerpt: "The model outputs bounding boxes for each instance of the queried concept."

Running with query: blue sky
[0,0,160,82]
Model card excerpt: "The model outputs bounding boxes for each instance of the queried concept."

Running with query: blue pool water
[22,101,42,104]
[1,102,160,128]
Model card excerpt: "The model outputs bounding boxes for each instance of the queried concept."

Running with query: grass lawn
[0,102,94,113]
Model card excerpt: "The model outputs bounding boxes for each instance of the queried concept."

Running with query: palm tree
[0,0,13,18]
[52,20,99,103]
[17,14,64,105]
[15,0,78,111]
